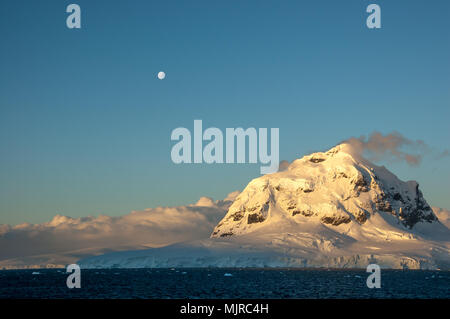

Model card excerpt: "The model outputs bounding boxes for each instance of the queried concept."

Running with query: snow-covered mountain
[212,143,438,237]
[79,144,450,269]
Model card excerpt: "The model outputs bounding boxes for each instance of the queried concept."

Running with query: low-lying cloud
[0,192,240,268]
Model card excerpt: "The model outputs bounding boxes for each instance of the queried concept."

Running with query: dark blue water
[0,268,448,299]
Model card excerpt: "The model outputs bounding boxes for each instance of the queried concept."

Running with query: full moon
[157,71,166,80]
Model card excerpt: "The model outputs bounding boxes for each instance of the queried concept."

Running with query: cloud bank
[342,131,426,165]
[0,192,239,269]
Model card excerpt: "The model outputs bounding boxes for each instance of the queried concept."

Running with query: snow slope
[79,144,450,269]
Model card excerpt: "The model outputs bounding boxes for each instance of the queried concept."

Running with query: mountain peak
[286,143,363,172]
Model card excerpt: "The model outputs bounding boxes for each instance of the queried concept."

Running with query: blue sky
[0,0,449,225]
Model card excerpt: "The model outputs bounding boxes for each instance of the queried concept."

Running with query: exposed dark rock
[354,176,367,187]
[310,157,326,163]
[352,173,369,192]
[219,232,234,237]
[354,210,368,224]
[376,200,392,212]
[398,190,437,228]
[247,213,265,224]
[337,172,348,178]
[321,215,351,226]
[231,211,244,221]
[292,210,315,217]
[374,193,392,212]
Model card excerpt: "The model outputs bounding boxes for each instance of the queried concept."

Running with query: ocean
[0,268,448,299]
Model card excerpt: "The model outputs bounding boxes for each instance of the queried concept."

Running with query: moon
[157,71,166,80]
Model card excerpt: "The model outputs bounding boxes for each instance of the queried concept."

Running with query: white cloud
[0,192,239,269]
